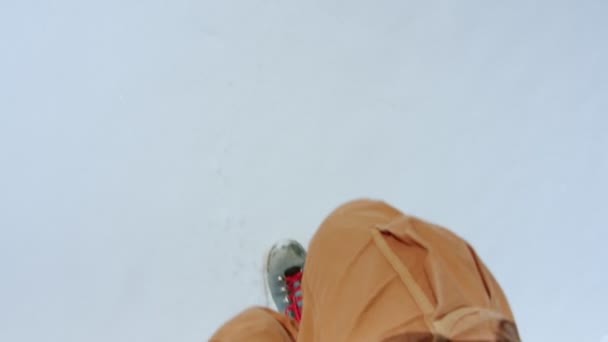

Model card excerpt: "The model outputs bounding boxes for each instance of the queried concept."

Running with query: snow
[0,1,607,341]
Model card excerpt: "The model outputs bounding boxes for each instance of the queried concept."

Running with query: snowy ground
[1,1,607,341]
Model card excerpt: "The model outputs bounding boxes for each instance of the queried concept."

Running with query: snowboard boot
[265,239,306,322]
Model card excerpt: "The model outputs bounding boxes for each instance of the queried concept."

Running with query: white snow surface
[1,1,607,341]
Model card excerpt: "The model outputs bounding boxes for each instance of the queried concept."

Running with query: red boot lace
[284,269,303,322]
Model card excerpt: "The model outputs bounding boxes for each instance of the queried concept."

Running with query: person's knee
[304,198,403,287]
[313,198,403,240]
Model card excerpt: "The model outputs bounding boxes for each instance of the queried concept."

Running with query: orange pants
[210,200,520,341]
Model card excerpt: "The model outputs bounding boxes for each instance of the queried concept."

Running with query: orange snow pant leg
[297,199,520,341]
[209,307,298,342]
